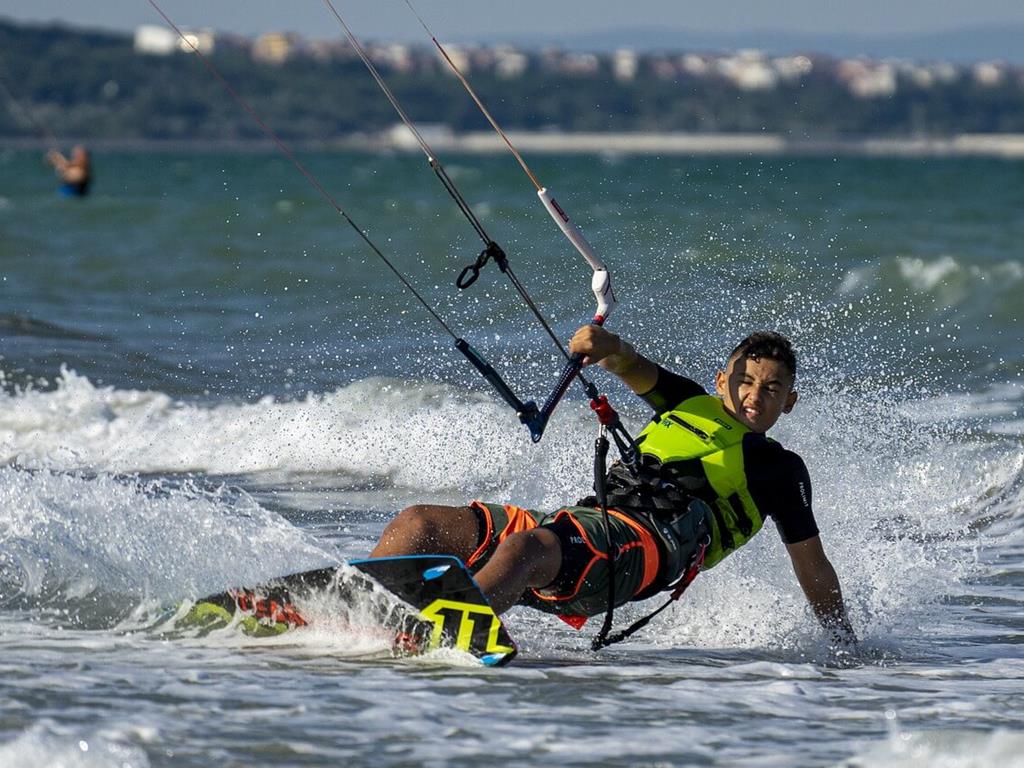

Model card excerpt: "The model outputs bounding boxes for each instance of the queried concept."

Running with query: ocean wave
[0,722,150,768]
[841,722,1024,768]
[0,367,595,502]
[838,253,1024,307]
[0,313,111,342]
[0,467,334,624]
[898,380,1024,432]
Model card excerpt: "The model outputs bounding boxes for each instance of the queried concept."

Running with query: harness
[608,394,766,569]
[590,395,764,648]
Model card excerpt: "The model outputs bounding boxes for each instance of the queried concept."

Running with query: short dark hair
[728,331,797,379]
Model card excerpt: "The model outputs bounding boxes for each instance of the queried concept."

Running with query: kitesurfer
[370,326,858,645]
[46,145,91,197]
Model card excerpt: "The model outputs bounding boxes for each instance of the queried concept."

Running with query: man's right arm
[569,325,659,394]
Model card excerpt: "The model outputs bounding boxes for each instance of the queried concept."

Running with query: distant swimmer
[370,327,859,647]
[46,145,91,197]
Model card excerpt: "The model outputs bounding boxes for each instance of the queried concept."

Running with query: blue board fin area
[183,555,517,666]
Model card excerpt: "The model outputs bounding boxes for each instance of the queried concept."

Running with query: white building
[440,44,472,75]
[717,50,778,91]
[680,54,710,76]
[494,46,528,79]
[973,62,1004,87]
[253,33,297,64]
[612,49,638,82]
[134,24,177,55]
[134,24,214,55]
[772,55,813,82]
[837,59,897,98]
[370,43,414,73]
[561,52,600,77]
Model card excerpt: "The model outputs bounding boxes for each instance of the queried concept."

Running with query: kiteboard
[180,555,517,666]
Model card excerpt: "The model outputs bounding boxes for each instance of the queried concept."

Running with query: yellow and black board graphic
[353,556,517,665]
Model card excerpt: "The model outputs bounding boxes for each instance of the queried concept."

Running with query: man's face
[714,354,797,433]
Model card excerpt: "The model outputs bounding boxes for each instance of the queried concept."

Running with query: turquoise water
[1,147,1023,766]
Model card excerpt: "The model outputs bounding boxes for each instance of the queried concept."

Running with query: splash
[0,723,150,768]
[0,467,334,626]
[0,367,593,503]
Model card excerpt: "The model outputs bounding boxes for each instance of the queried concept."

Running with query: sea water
[1,148,1022,766]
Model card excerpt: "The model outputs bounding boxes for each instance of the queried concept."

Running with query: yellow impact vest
[635,394,765,568]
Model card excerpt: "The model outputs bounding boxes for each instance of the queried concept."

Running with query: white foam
[3,363,1021,657]
[897,254,962,292]
[837,263,878,294]
[0,467,334,613]
[0,722,150,768]
[838,254,1024,305]
[0,367,593,503]
[841,723,1024,768]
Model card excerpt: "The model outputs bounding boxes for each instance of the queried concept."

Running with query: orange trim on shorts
[466,500,539,568]
[529,510,602,603]
[612,509,660,594]
[530,507,660,604]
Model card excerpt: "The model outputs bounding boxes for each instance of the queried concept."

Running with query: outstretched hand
[569,325,657,393]
[569,325,627,368]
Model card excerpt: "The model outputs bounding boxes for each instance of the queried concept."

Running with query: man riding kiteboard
[370,325,857,646]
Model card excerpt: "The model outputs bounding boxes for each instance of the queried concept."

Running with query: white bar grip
[537,187,616,323]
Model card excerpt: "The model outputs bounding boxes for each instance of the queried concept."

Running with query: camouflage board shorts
[467,501,662,618]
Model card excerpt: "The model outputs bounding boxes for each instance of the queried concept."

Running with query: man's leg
[370,504,480,561]
[370,503,562,615]
[472,528,562,615]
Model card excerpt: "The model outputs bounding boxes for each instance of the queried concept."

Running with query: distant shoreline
[5,132,1024,159]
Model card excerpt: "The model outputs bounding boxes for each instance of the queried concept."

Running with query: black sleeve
[745,442,819,545]
[639,365,706,414]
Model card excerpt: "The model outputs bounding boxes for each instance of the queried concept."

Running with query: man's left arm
[785,535,858,646]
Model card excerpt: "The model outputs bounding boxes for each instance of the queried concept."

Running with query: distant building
[469,46,495,71]
[901,63,935,89]
[440,44,471,75]
[931,63,960,85]
[973,62,1004,87]
[253,32,299,64]
[612,49,638,82]
[772,55,813,82]
[182,29,215,55]
[134,25,176,55]
[650,55,680,80]
[307,38,349,62]
[134,24,215,55]
[837,59,897,98]
[370,43,414,73]
[494,46,528,79]
[718,50,778,91]
[561,52,600,77]
[680,54,710,76]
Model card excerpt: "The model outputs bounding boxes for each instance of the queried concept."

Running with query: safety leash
[592,534,710,650]
[587,395,640,651]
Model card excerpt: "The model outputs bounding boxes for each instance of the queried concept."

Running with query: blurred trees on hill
[2,20,1023,141]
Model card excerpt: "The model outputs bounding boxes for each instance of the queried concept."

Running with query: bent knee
[378,504,479,558]
[493,532,561,585]
[386,504,448,538]
[498,528,562,568]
